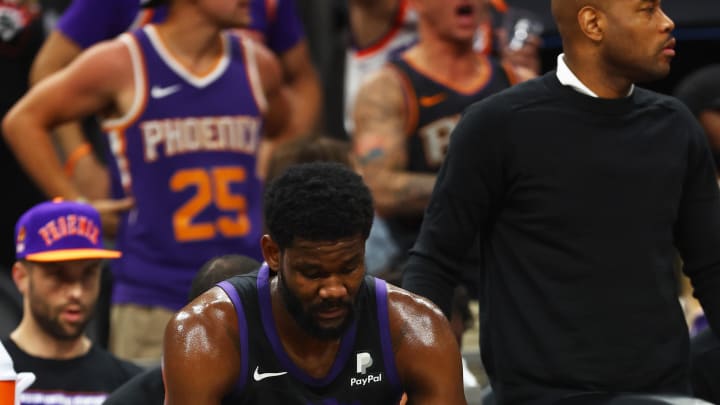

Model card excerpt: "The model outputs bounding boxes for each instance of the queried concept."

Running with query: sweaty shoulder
[164,286,241,369]
[163,286,241,402]
[385,283,451,346]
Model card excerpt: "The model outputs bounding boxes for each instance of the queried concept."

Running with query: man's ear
[12,261,30,295]
[578,6,604,42]
[261,235,280,274]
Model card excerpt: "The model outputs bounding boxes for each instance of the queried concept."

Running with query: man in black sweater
[402,0,720,404]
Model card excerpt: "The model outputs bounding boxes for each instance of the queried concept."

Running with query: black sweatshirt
[402,72,720,404]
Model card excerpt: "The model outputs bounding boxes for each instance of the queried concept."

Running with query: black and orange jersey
[389,53,514,174]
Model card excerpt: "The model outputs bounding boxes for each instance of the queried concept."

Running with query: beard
[277,271,359,341]
[29,284,92,341]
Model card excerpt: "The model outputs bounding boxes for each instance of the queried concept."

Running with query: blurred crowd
[0,0,719,404]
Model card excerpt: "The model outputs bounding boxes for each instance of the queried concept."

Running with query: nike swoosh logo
[253,366,288,381]
[419,93,447,107]
[151,84,182,99]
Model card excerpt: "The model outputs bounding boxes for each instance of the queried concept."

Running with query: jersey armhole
[217,280,250,394]
[240,37,269,115]
[101,33,147,131]
[374,278,403,395]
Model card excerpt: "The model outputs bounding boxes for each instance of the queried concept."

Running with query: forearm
[54,121,89,156]
[367,170,436,218]
[285,72,321,137]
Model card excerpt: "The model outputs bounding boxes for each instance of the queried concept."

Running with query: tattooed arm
[352,67,436,218]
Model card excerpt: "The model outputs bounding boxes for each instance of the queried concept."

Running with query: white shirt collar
[555,53,634,98]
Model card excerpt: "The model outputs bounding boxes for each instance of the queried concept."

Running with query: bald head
[551,0,607,42]
[551,0,676,95]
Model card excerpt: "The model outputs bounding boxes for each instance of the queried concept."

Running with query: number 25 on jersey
[171,166,251,242]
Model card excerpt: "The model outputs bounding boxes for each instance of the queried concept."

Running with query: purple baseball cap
[15,199,121,262]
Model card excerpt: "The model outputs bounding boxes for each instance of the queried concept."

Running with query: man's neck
[10,321,91,360]
[405,37,484,90]
[563,52,634,99]
[154,16,225,76]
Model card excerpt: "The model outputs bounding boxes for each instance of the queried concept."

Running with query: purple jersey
[217,265,404,403]
[103,25,266,310]
[56,0,303,54]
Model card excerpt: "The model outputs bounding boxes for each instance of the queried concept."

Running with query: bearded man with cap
[1,199,141,405]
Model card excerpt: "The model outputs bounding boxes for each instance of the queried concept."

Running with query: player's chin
[221,12,251,29]
[449,30,476,46]
[646,62,672,81]
[314,307,348,326]
[57,323,86,340]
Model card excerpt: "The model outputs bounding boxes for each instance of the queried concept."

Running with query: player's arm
[255,40,291,141]
[278,40,321,137]
[29,0,116,200]
[29,30,83,86]
[252,40,293,180]
[352,67,436,218]
[3,40,134,210]
[163,287,241,405]
[388,285,467,405]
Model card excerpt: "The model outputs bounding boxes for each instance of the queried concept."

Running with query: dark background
[300,1,720,137]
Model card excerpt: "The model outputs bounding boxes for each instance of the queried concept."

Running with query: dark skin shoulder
[163,287,241,405]
[163,281,467,404]
[387,283,468,404]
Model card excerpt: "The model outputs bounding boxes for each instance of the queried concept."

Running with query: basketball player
[3,0,288,364]
[352,0,515,278]
[29,0,318,198]
[345,0,536,280]
[163,162,467,404]
[344,0,539,137]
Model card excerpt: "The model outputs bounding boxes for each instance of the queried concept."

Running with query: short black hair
[188,254,261,300]
[264,162,374,251]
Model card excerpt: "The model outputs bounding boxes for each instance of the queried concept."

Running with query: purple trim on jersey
[218,280,250,393]
[257,264,359,387]
[375,278,402,392]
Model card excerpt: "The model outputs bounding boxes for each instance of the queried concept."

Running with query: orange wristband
[63,143,92,177]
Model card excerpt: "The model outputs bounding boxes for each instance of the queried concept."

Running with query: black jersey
[389,54,513,174]
[217,264,404,405]
[385,54,513,254]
